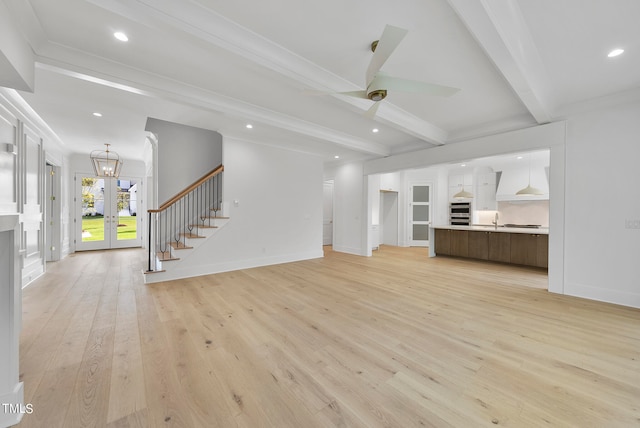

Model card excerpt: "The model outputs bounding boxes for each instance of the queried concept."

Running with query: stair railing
[146,164,224,272]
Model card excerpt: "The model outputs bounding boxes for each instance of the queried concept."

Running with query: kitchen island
[429,225,549,268]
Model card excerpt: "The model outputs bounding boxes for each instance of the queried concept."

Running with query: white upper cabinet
[379,172,401,192]
[475,172,497,210]
[448,173,473,202]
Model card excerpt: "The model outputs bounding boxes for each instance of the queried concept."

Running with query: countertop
[431,224,549,235]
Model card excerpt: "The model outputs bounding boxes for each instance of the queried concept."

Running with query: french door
[76,174,141,251]
[409,183,432,247]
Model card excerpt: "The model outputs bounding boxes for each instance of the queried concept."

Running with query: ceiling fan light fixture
[368,89,387,102]
[90,143,122,178]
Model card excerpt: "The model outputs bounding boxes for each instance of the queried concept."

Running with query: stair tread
[206,214,230,219]
[156,252,180,261]
[190,224,218,229]
[170,242,193,250]
[144,269,166,274]
[181,233,205,238]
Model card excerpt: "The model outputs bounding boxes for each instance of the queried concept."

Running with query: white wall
[329,162,367,255]
[563,102,640,307]
[157,138,324,280]
[0,88,69,427]
[145,118,222,204]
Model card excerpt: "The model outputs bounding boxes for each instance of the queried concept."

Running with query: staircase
[144,165,229,283]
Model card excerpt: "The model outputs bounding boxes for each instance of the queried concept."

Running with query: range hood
[496,167,549,201]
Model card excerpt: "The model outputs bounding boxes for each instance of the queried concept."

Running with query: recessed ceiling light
[114,32,129,42]
[372,128,379,133]
[607,48,624,58]
[93,112,102,117]
[516,156,523,159]
[245,124,253,129]
[334,155,340,159]
[461,163,466,167]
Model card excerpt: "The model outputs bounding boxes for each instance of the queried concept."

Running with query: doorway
[76,174,141,251]
[409,183,432,247]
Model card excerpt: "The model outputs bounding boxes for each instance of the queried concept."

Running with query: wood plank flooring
[17,246,640,427]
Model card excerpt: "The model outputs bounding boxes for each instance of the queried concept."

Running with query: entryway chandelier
[90,143,122,178]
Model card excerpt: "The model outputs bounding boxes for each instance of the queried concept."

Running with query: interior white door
[322,181,334,245]
[76,174,141,251]
[409,183,431,247]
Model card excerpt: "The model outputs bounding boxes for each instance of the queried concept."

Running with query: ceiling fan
[324,25,460,118]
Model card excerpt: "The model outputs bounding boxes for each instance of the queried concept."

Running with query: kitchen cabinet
[535,234,548,268]
[488,232,511,263]
[468,231,489,260]
[448,173,473,202]
[379,172,401,192]
[434,229,451,255]
[510,233,548,268]
[435,229,471,257]
[475,172,497,210]
[431,227,547,269]
[450,230,469,257]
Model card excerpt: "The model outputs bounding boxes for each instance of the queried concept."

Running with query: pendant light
[516,154,543,196]
[90,143,122,178]
[453,185,473,199]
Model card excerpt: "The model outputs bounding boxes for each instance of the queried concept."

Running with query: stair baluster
[146,165,224,273]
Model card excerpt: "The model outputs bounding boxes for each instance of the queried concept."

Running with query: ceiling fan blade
[366,25,408,86]
[338,90,369,99]
[370,73,460,97]
[303,89,369,99]
[363,101,381,119]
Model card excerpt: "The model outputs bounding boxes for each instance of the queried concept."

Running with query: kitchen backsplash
[476,200,549,227]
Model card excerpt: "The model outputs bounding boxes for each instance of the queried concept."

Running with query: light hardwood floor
[17,246,640,427]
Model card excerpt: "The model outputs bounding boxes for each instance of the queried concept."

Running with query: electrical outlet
[624,219,640,229]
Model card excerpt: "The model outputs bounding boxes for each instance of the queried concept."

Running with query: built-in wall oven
[450,202,471,226]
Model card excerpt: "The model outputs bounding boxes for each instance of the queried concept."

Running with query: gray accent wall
[145,118,222,204]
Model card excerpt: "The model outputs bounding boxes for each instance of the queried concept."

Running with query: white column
[0,214,24,428]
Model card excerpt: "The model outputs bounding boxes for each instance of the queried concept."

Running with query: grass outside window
[82,216,137,241]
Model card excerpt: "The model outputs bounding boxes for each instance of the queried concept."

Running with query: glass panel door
[409,183,431,247]
[112,178,139,248]
[76,174,141,251]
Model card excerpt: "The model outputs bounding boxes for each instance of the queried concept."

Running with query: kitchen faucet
[492,212,499,229]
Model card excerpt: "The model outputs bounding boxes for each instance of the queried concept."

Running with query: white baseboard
[564,281,640,309]
[331,245,366,256]
[145,250,324,284]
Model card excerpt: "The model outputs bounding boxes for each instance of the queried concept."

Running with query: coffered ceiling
[3,0,640,163]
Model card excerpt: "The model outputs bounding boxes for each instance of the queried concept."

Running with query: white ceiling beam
[87,0,449,145]
[0,1,35,92]
[35,44,391,157]
[447,0,554,124]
